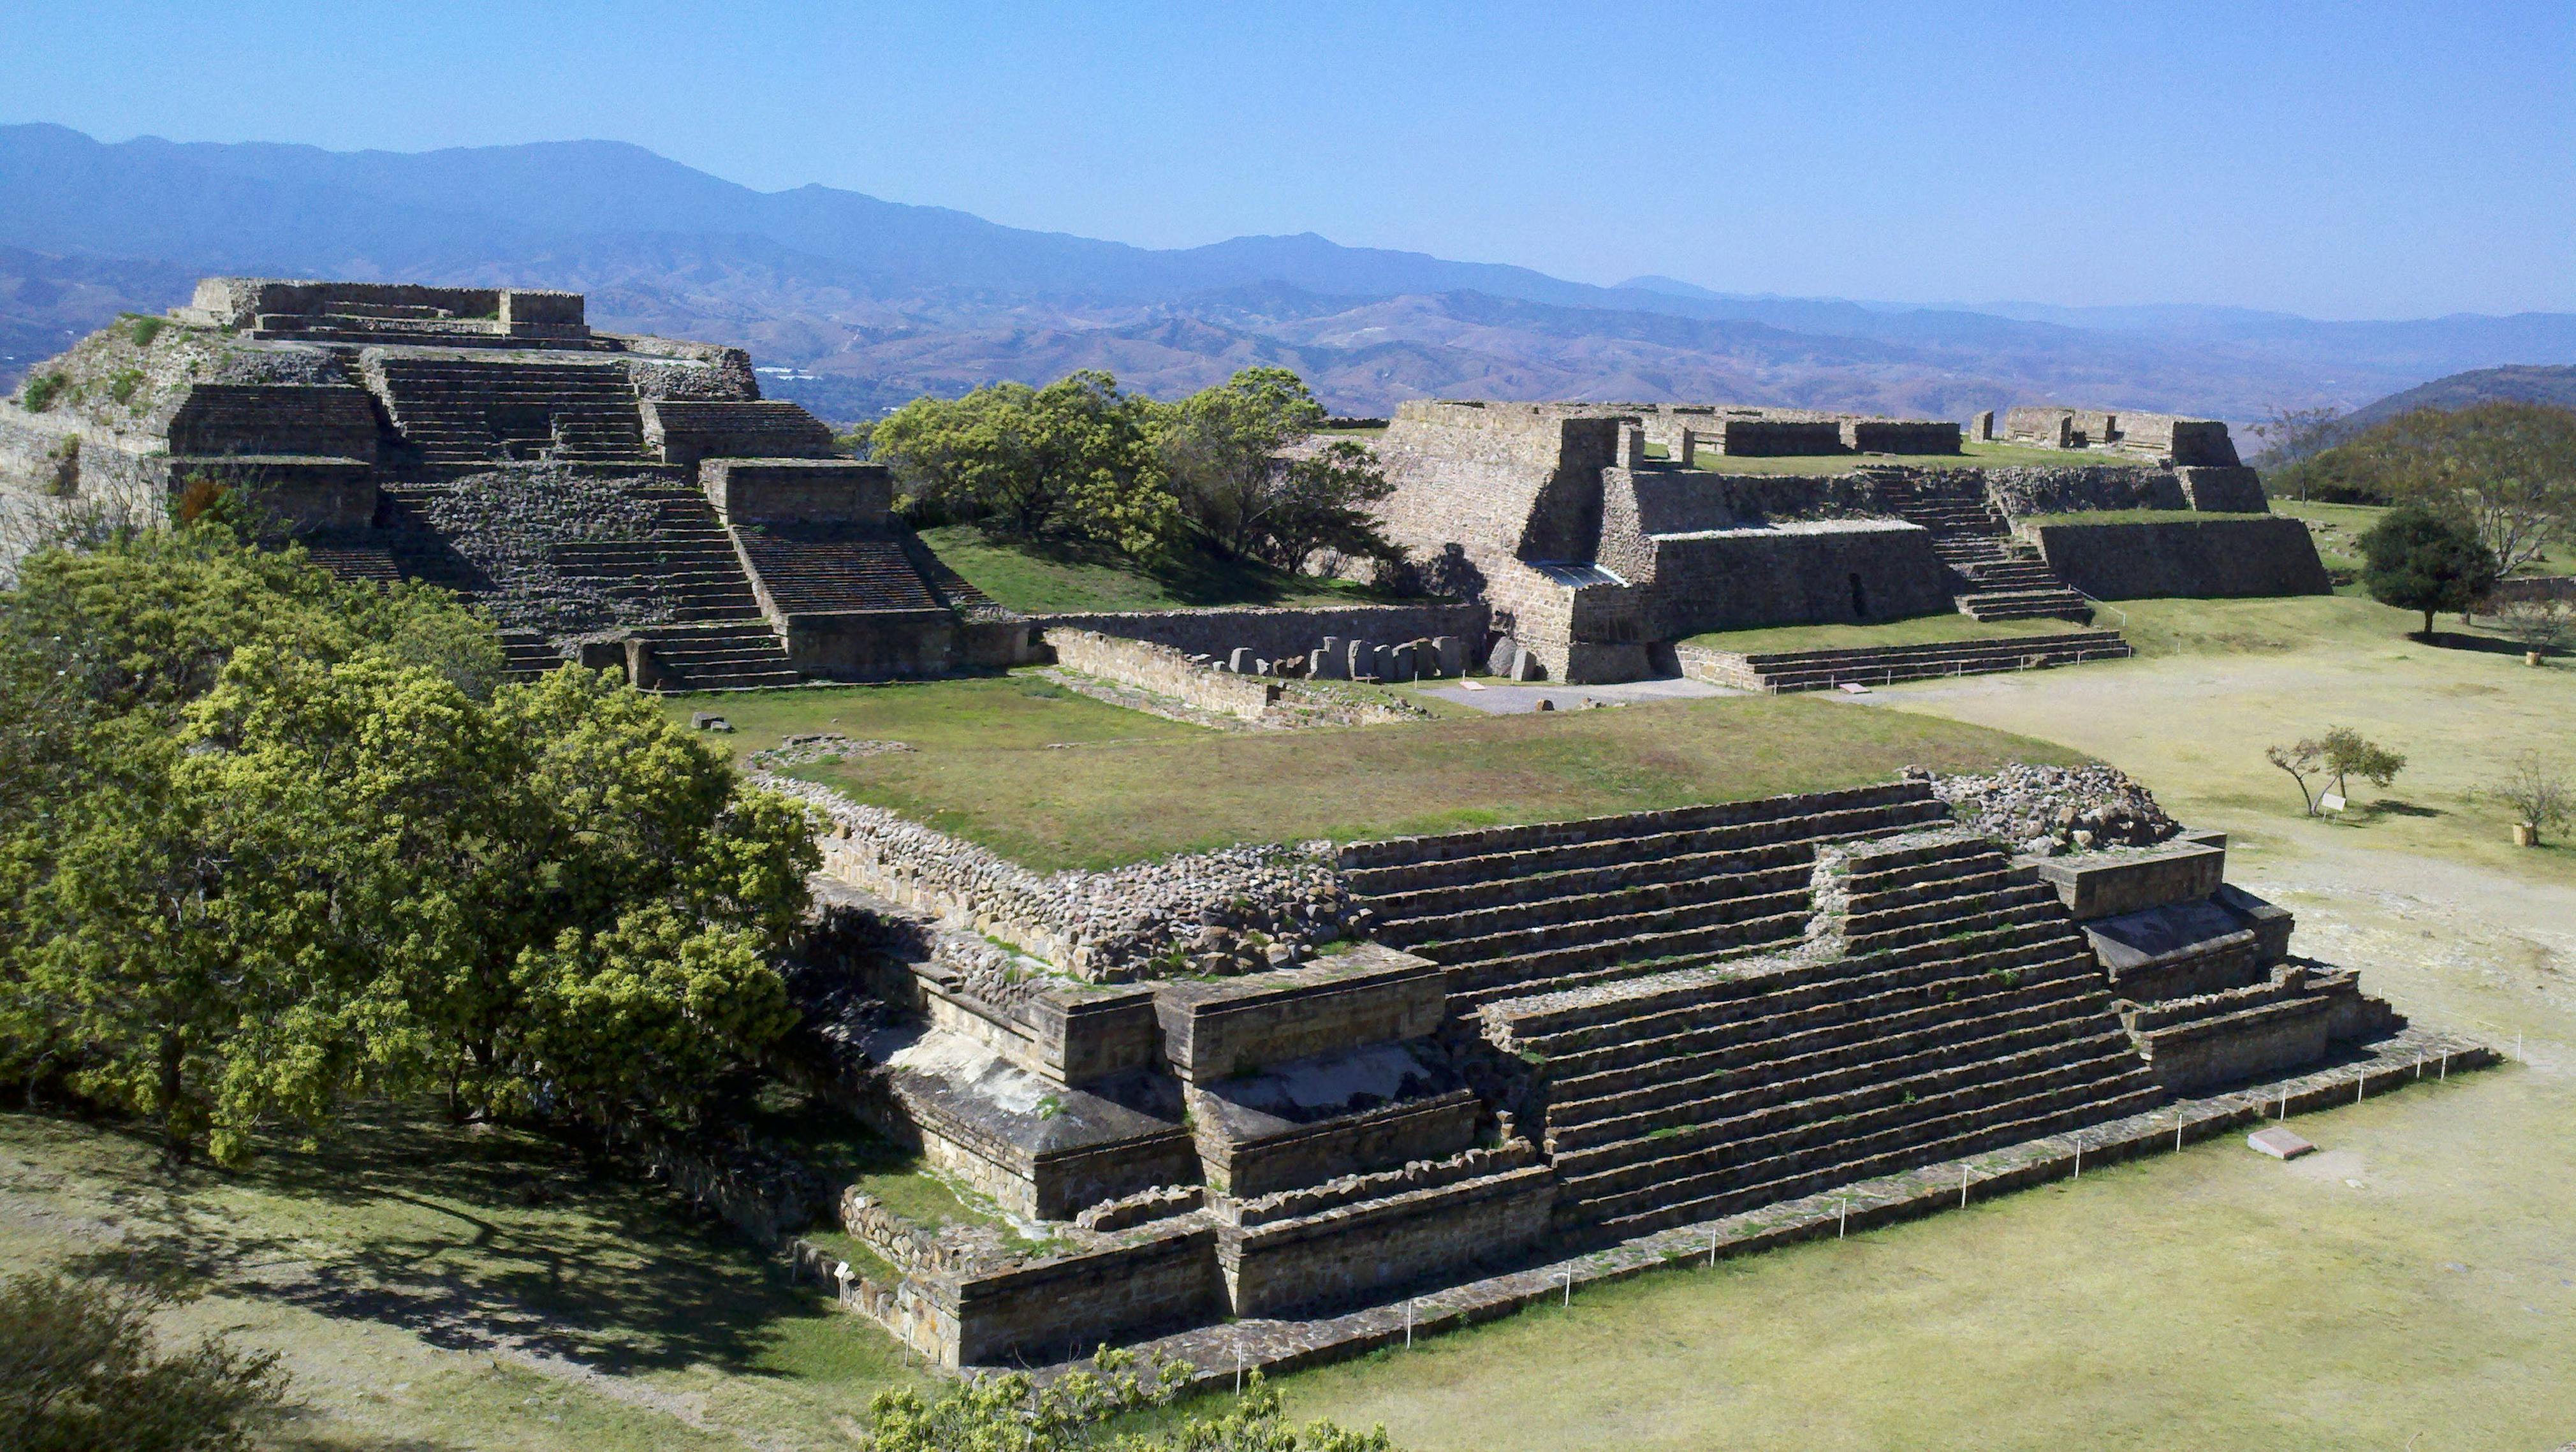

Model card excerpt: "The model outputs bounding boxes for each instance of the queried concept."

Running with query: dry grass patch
[784,691,2084,870]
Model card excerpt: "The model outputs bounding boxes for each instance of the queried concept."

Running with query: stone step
[1845,895,2073,957]
[1374,862,1814,946]
[1443,910,1817,1006]
[1579,1077,2171,1239]
[1544,972,2114,1150]
[1559,1053,2165,1228]
[1363,840,1818,923]
[1552,1025,2139,1180]
[1409,888,1818,971]
[1504,927,2081,1060]
[1341,793,1951,891]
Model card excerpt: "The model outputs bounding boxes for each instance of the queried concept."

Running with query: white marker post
[1561,1272,1573,1309]
[1838,1198,1848,1239]
[1959,1165,1970,1208]
[1405,1300,1414,1349]
[2072,1136,2082,1181]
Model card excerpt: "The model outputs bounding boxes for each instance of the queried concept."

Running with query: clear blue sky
[3,0,2570,319]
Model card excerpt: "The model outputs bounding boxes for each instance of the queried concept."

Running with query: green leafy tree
[864,1354,1394,1452]
[2316,726,2405,800]
[2333,403,2576,574]
[0,1270,290,1452]
[2359,504,2499,636]
[870,372,1183,558]
[2248,404,2345,497]
[1159,369,1398,571]
[3,524,810,1160]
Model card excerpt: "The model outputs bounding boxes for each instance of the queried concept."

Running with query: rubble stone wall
[1032,603,1488,667]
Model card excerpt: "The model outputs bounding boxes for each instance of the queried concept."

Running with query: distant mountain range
[6,122,2575,425]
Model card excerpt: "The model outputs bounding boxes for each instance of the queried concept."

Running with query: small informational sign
[2319,792,2348,813]
[1838,682,1871,695]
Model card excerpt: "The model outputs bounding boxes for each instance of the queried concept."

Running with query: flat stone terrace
[1018,1025,2497,1390]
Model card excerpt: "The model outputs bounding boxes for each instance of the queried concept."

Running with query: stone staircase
[362,480,801,690]
[1340,784,1956,1013]
[1482,830,2165,1241]
[1886,476,2093,623]
[731,525,949,615]
[1676,631,2133,693]
[367,355,656,476]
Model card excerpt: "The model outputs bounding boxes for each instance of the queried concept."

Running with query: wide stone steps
[1512,927,2089,1073]
[1444,911,1818,1009]
[1543,965,2111,1150]
[1553,1027,2141,1187]
[1407,887,1817,972]
[1579,1070,2170,1240]
[1680,632,2133,693]
[1374,862,1814,948]
[369,357,653,474]
[733,530,949,615]
[1342,793,1952,892]
[1557,1044,2162,1221]
[637,623,801,690]
[1357,842,1815,924]
[1962,590,2094,622]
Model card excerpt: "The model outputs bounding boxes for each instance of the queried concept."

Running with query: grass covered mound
[916,524,1407,613]
[673,675,2085,870]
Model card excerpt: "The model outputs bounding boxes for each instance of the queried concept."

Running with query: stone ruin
[766,768,2484,1373]
[0,278,1036,686]
[1356,399,2325,685]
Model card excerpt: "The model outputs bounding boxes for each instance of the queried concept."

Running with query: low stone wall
[766,775,1350,979]
[1208,1092,1483,1199]
[944,1224,1226,1366]
[2027,516,2333,599]
[1043,627,1282,721]
[1983,464,2190,517]
[1032,603,1489,669]
[1221,1164,1557,1317]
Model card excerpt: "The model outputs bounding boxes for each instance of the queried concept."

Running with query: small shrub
[0,1269,290,1452]
[2496,599,2575,656]
[128,316,168,348]
[2491,752,2573,845]
[108,369,146,407]
[21,371,68,411]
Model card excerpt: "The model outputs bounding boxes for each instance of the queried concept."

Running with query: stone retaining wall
[2027,516,2333,599]
[765,775,1350,979]
[1033,603,1489,670]
[1042,626,1282,720]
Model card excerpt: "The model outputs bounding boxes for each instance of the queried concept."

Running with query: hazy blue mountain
[6,122,2574,422]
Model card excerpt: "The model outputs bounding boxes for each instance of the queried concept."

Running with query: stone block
[2247,1126,2316,1160]
[1432,634,1463,677]
[2213,881,2295,963]
[2026,842,2227,920]
[1388,643,1417,682]
[1346,638,1372,679]
[1229,647,1252,673]
[1369,643,1393,680]
[1152,944,1445,1085]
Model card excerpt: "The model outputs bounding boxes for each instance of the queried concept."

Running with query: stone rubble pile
[1910,762,2182,856]
[745,733,920,770]
[420,465,673,635]
[759,775,1358,980]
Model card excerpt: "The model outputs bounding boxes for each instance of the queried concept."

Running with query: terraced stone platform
[1675,630,2134,693]
[1887,473,2095,622]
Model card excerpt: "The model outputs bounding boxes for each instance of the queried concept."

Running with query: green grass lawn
[664,672,1209,761]
[1680,612,2104,655]
[1671,439,2077,476]
[766,687,2082,870]
[917,524,1405,613]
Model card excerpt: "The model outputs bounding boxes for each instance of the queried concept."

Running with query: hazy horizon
[3,0,2570,321]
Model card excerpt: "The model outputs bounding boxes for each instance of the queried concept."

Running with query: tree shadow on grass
[970,525,1415,609]
[2413,629,2550,658]
[37,1105,839,1382]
